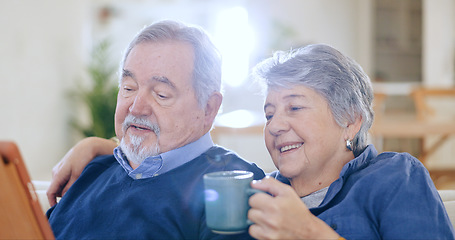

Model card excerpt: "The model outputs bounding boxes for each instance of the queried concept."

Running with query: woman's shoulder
[341,149,436,207]
[374,151,425,171]
[346,145,426,179]
[355,149,431,188]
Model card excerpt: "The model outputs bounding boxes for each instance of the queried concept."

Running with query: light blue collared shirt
[113,132,214,180]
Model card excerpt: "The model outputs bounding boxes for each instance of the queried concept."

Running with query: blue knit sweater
[47,146,265,239]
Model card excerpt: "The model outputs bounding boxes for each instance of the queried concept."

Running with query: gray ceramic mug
[203,170,262,234]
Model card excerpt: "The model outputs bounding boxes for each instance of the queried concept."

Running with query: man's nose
[129,91,153,116]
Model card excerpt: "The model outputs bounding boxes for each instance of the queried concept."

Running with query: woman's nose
[266,114,290,136]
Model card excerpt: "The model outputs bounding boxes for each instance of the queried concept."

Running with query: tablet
[0,141,54,239]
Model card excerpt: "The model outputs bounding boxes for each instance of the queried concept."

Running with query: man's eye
[157,93,168,99]
[265,114,273,121]
[121,86,135,96]
[290,106,303,111]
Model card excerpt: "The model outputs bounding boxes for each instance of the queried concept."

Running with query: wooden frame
[0,141,54,239]
[411,88,455,121]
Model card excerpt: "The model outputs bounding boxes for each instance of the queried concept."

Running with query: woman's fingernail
[252,180,261,185]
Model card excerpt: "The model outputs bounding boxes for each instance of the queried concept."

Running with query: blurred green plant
[70,39,118,139]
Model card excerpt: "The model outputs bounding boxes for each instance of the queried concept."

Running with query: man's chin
[125,132,158,144]
[120,136,160,160]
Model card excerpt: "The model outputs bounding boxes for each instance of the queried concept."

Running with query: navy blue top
[47,145,265,240]
[271,145,455,239]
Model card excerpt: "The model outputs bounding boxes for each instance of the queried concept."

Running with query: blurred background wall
[1,0,454,181]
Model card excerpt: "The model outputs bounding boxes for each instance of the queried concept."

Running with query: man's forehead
[121,69,177,89]
[120,44,198,100]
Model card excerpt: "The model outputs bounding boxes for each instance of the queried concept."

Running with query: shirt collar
[339,144,378,177]
[317,144,378,208]
[272,145,378,208]
[113,132,214,180]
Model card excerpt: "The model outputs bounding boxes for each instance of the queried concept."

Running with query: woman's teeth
[280,143,303,153]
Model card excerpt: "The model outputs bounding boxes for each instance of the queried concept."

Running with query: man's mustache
[122,115,160,136]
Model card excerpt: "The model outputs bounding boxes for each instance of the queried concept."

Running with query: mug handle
[245,188,266,225]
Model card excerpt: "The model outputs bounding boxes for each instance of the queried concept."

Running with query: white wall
[246,0,372,71]
[423,0,455,87]
[0,0,89,180]
[421,0,455,169]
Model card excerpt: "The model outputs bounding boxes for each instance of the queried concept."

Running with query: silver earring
[346,139,353,151]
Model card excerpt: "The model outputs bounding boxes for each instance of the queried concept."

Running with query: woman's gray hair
[120,20,222,107]
[252,44,374,155]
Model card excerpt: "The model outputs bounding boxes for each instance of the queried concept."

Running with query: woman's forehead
[264,86,323,109]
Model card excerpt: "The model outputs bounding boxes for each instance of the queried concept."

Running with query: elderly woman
[247,44,454,239]
[47,44,454,239]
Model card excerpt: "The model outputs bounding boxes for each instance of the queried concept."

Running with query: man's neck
[129,161,140,170]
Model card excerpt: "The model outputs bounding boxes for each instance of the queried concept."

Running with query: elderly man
[46,20,265,239]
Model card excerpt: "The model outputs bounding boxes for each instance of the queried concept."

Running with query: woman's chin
[277,166,299,179]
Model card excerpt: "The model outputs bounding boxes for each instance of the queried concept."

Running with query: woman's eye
[290,106,303,111]
[265,114,273,121]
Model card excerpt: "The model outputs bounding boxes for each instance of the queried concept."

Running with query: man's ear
[204,92,223,128]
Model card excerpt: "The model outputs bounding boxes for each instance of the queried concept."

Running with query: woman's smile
[279,143,303,153]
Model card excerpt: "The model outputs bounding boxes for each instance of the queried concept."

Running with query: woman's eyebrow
[264,103,273,112]
[264,94,307,111]
[283,94,307,100]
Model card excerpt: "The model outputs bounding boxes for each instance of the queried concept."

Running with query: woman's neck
[289,173,336,197]
[289,152,354,197]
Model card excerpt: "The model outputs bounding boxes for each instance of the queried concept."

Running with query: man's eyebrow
[122,69,134,78]
[121,71,175,89]
[151,76,176,89]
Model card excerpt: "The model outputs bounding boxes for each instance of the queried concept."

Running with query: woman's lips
[279,143,303,153]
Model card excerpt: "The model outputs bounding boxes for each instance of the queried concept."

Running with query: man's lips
[278,143,303,153]
[122,115,160,137]
[129,124,152,131]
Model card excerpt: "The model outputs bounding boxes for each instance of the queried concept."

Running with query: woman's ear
[204,92,223,129]
[345,116,363,140]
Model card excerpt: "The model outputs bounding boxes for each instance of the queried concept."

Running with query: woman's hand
[46,137,117,206]
[248,177,340,240]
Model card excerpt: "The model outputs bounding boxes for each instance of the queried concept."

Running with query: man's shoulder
[204,145,239,157]
[202,145,253,166]
[201,145,265,179]
[89,154,116,166]
[81,154,117,175]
